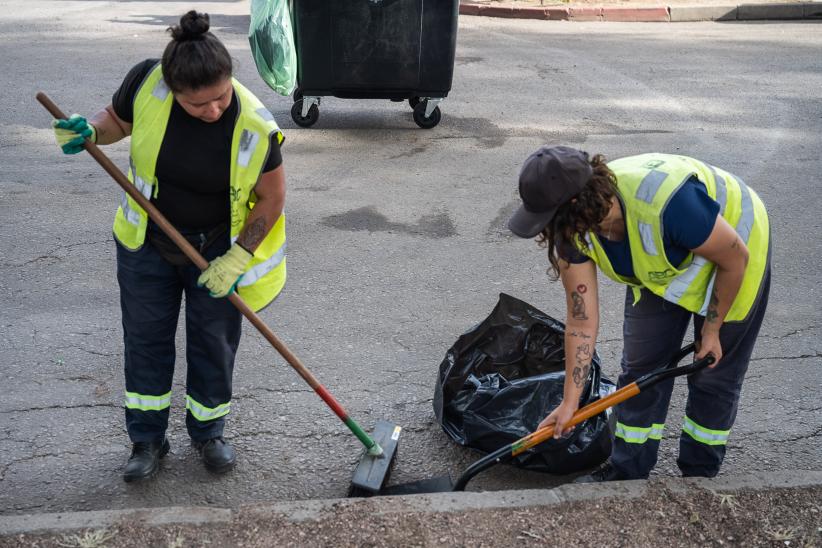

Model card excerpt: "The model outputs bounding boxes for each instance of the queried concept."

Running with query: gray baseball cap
[507,145,593,238]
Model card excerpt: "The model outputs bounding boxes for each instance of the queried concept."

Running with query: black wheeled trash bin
[290,0,459,129]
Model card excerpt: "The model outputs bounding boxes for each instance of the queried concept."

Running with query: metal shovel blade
[379,475,454,496]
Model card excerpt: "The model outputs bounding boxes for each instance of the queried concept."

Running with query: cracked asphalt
[1,1,820,517]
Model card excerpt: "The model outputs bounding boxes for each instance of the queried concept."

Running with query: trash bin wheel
[412,102,441,129]
[293,87,303,102]
[291,99,319,128]
[408,96,421,109]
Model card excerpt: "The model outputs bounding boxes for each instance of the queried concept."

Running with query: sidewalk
[460,0,822,21]
[2,471,820,547]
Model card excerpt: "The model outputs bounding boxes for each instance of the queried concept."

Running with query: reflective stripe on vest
[615,422,665,444]
[120,193,141,226]
[129,156,154,200]
[237,129,260,168]
[662,171,756,312]
[709,165,727,216]
[255,107,275,121]
[236,242,286,288]
[124,390,172,411]
[152,77,170,101]
[114,63,287,311]
[636,169,669,203]
[186,395,231,422]
[638,222,658,256]
[682,416,730,446]
[119,156,155,227]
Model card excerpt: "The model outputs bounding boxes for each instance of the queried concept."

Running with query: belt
[147,221,229,266]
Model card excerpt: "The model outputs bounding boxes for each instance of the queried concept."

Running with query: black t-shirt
[112,59,282,229]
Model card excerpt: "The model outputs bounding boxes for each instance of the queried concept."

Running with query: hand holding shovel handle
[453,344,714,491]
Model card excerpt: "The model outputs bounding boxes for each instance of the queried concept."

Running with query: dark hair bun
[169,10,210,41]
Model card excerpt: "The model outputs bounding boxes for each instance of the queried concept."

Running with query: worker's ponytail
[537,155,618,279]
[162,10,232,93]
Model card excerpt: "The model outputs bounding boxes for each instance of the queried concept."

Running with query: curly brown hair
[537,154,618,279]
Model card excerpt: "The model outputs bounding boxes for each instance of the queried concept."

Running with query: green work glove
[52,114,96,154]
[197,243,253,298]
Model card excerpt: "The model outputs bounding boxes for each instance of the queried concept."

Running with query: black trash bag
[433,293,617,474]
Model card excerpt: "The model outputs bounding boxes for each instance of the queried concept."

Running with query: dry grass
[712,491,742,515]
[763,526,800,542]
[56,529,116,548]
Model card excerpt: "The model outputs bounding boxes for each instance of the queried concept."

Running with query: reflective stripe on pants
[125,391,172,412]
[610,263,770,479]
[682,416,730,446]
[117,225,241,443]
[615,422,665,444]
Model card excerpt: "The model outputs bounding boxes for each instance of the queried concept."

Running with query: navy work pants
[116,228,241,443]
[610,267,770,478]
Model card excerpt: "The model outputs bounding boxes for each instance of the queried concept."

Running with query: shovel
[376,343,714,495]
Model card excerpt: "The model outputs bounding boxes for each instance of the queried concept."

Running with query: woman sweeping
[51,11,286,481]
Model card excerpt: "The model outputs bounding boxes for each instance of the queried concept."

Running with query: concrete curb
[459,1,822,21]
[2,470,821,537]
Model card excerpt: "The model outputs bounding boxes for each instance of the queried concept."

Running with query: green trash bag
[249,0,297,96]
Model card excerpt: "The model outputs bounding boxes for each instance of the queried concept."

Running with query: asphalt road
[0,1,820,516]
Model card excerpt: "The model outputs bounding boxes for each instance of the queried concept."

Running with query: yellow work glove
[197,243,253,298]
[52,114,97,154]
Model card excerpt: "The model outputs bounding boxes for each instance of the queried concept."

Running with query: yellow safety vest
[577,154,769,322]
[112,62,287,311]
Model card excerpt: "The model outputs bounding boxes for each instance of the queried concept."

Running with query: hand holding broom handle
[36,92,383,456]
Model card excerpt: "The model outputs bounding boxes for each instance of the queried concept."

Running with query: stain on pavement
[486,200,522,241]
[322,206,457,238]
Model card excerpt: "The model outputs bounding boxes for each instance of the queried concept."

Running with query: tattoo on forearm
[571,290,588,321]
[706,289,720,323]
[568,331,592,339]
[571,343,592,389]
[730,238,739,250]
[572,366,585,388]
[237,217,267,251]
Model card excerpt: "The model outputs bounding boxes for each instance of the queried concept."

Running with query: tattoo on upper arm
[730,238,739,250]
[571,290,588,321]
[706,289,720,323]
[571,343,592,389]
[237,217,267,251]
[568,331,592,339]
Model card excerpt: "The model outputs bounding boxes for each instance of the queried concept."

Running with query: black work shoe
[123,438,170,483]
[193,437,236,473]
[573,461,629,483]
